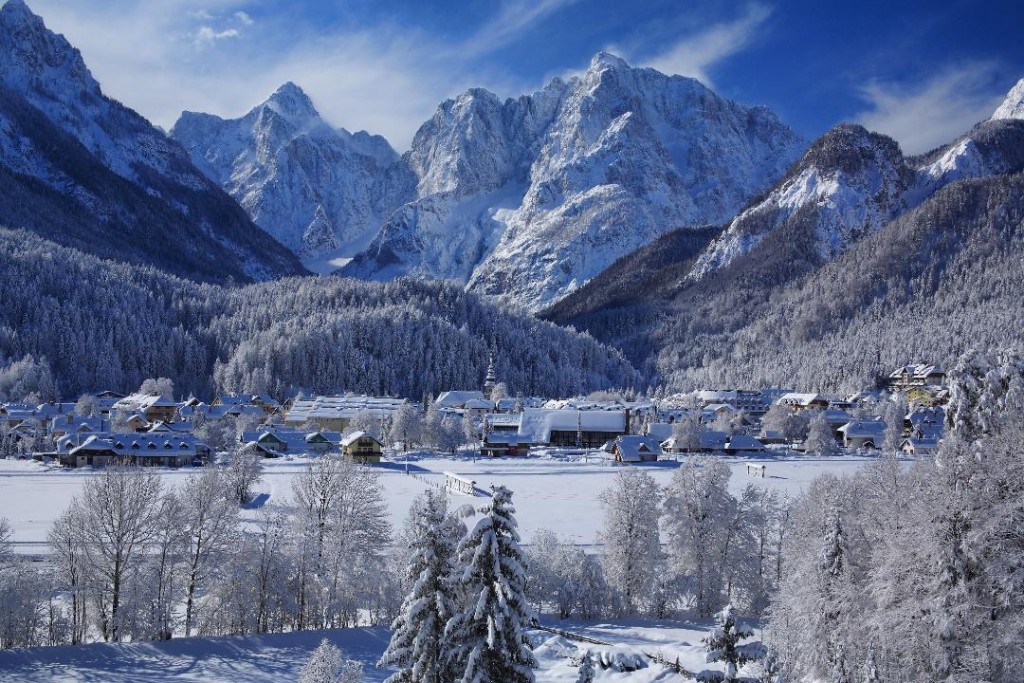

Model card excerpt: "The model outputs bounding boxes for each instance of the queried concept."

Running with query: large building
[284,395,409,431]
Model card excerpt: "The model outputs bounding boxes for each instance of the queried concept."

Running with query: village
[0,361,948,468]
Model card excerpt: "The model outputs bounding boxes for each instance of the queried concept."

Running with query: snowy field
[0,619,756,683]
[0,450,877,552]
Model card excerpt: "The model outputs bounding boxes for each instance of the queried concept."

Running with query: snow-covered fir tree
[576,650,595,683]
[700,603,760,683]
[378,489,461,683]
[444,485,537,683]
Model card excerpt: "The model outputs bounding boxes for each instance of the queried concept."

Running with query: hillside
[0,229,638,401]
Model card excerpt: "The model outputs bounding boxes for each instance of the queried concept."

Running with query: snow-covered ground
[0,450,876,552]
[0,619,760,683]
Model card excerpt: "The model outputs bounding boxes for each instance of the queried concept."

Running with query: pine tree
[702,604,757,683]
[378,490,460,683]
[444,485,537,683]
[576,650,595,683]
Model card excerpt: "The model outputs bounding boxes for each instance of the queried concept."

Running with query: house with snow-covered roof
[285,395,408,431]
[112,393,179,424]
[887,364,946,390]
[516,408,627,448]
[341,431,383,464]
[613,435,662,463]
[837,420,887,449]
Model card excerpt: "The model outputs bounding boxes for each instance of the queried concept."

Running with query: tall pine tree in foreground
[378,489,460,683]
[445,485,537,683]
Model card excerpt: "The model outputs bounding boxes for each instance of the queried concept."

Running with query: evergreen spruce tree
[444,485,537,683]
[378,490,459,683]
[702,603,758,683]
[576,650,595,683]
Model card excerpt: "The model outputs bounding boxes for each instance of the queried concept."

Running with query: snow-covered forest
[0,228,639,402]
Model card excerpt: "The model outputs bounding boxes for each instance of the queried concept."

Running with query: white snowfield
[0,451,875,553]
[0,620,756,683]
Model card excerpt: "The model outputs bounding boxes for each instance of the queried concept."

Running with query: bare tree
[178,468,239,636]
[74,464,163,642]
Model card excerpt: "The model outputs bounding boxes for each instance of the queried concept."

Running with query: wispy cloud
[459,0,577,58]
[854,63,1006,154]
[638,3,771,86]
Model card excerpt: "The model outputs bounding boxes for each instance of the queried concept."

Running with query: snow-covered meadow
[0,620,751,683]
[0,450,876,552]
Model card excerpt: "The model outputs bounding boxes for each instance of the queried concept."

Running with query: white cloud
[854,63,1006,154]
[638,3,771,86]
[195,26,240,45]
[234,11,253,26]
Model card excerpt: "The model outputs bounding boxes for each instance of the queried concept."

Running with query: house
[662,430,728,454]
[724,434,766,455]
[613,435,661,463]
[112,394,179,424]
[776,393,830,411]
[125,414,150,432]
[837,420,888,449]
[900,437,940,457]
[341,431,383,464]
[646,422,675,442]
[516,408,627,448]
[434,390,486,410]
[480,433,530,457]
[285,395,408,431]
[888,364,946,390]
[694,390,769,415]
[57,433,208,468]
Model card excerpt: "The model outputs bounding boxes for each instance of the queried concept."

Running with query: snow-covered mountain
[172,84,414,271]
[992,77,1024,121]
[689,77,1024,281]
[689,125,912,280]
[0,0,306,283]
[341,53,804,311]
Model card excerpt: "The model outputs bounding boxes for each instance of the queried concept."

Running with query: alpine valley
[1,0,1024,397]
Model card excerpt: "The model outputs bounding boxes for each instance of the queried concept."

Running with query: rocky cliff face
[0,0,306,282]
[172,82,414,271]
[343,52,804,310]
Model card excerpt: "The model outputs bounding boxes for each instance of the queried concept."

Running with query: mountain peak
[263,81,319,121]
[992,77,1024,121]
[1,0,33,20]
[589,51,630,72]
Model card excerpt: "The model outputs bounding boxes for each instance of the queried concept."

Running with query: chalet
[837,420,887,449]
[47,414,107,439]
[341,431,383,464]
[695,390,769,415]
[724,434,766,455]
[285,395,408,431]
[900,437,940,457]
[887,364,946,390]
[662,430,728,454]
[480,433,530,457]
[776,393,830,411]
[213,394,281,415]
[613,435,661,463]
[516,408,627,448]
[57,433,208,468]
[125,413,150,432]
[112,393,179,424]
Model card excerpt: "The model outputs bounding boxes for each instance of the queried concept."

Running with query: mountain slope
[172,83,414,271]
[0,0,306,283]
[0,227,639,400]
[340,53,803,311]
[546,86,1024,390]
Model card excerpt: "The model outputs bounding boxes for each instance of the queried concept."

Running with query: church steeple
[483,353,497,399]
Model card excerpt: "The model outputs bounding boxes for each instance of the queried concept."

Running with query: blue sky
[24,0,1024,153]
